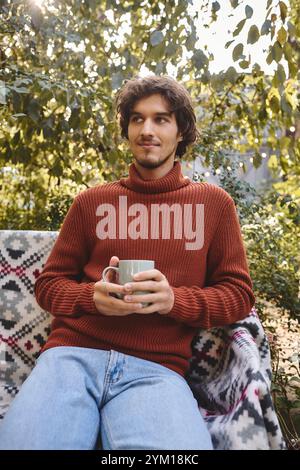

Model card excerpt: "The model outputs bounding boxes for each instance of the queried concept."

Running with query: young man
[0,75,255,450]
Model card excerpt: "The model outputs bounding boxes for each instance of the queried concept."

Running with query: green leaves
[150,30,164,46]
[224,66,238,83]
[50,157,64,177]
[186,32,197,51]
[247,25,260,44]
[211,1,220,21]
[279,1,288,22]
[239,60,250,69]
[232,43,243,61]
[192,49,209,70]
[268,87,280,113]
[225,40,234,49]
[10,86,29,94]
[253,151,262,169]
[149,30,165,61]
[276,63,286,84]
[261,20,271,36]
[69,107,81,130]
[245,5,253,19]
[26,98,41,123]
[212,1,220,12]
[233,19,246,37]
[271,41,283,62]
[277,26,287,45]
[267,154,278,171]
[151,42,165,61]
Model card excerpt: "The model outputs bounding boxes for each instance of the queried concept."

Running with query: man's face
[127,94,183,170]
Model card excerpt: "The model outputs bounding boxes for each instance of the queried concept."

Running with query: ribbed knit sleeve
[34,196,98,317]
[166,200,255,328]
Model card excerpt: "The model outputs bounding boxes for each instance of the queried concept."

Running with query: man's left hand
[123,269,174,315]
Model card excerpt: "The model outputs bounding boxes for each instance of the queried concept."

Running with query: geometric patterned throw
[186,307,286,449]
[0,230,56,420]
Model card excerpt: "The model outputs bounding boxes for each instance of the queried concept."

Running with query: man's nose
[140,119,155,135]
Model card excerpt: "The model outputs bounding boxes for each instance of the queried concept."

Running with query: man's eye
[130,117,168,123]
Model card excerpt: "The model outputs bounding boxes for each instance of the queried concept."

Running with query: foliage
[265,311,300,449]
[0,162,90,229]
[272,351,300,449]
[193,156,300,323]
[242,187,300,323]
[0,0,299,204]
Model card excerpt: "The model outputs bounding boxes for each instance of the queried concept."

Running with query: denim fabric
[0,346,213,450]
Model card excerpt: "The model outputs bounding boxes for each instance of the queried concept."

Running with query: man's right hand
[93,256,143,317]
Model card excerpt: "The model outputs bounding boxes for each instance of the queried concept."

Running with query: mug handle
[101,266,122,299]
[102,266,119,282]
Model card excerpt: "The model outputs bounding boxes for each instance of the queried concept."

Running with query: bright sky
[190,0,286,74]
[31,0,289,78]
[101,0,288,78]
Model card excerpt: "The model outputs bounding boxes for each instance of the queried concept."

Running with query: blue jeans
[0,346,213,450]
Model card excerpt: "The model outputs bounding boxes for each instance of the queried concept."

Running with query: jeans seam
[101,350,114,407]
[88,418,101,450]
[101,408,116,450]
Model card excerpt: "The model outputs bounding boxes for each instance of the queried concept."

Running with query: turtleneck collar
[119,160,191,194]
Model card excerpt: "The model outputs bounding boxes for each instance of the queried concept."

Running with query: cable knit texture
[34,160,255,377]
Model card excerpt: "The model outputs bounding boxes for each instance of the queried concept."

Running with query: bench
[0,229,286,449]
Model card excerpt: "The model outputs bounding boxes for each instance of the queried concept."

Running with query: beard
[134,146,176,169]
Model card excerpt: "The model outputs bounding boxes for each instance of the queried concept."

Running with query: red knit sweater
[34,161,255,377]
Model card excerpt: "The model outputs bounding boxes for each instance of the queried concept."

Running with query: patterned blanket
[0,230,286,449]
[186,308,286,449]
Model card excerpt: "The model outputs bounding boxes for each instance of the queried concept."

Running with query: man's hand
[93,256,143,317]
[122,269,175,316]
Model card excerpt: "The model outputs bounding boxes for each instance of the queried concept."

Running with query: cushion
[0,230,56,419]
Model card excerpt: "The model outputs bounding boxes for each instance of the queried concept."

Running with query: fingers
[123,280,160,293]
[132,269,165,282]
[95,280,125,296]
[106,295,143,312]
[131,303,159,315]
[94,264,166,317]
[94,281,143,315]
[109,256,119,266]
[123,293,159,304]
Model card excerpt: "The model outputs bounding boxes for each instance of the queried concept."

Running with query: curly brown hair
[114,74,200,158]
